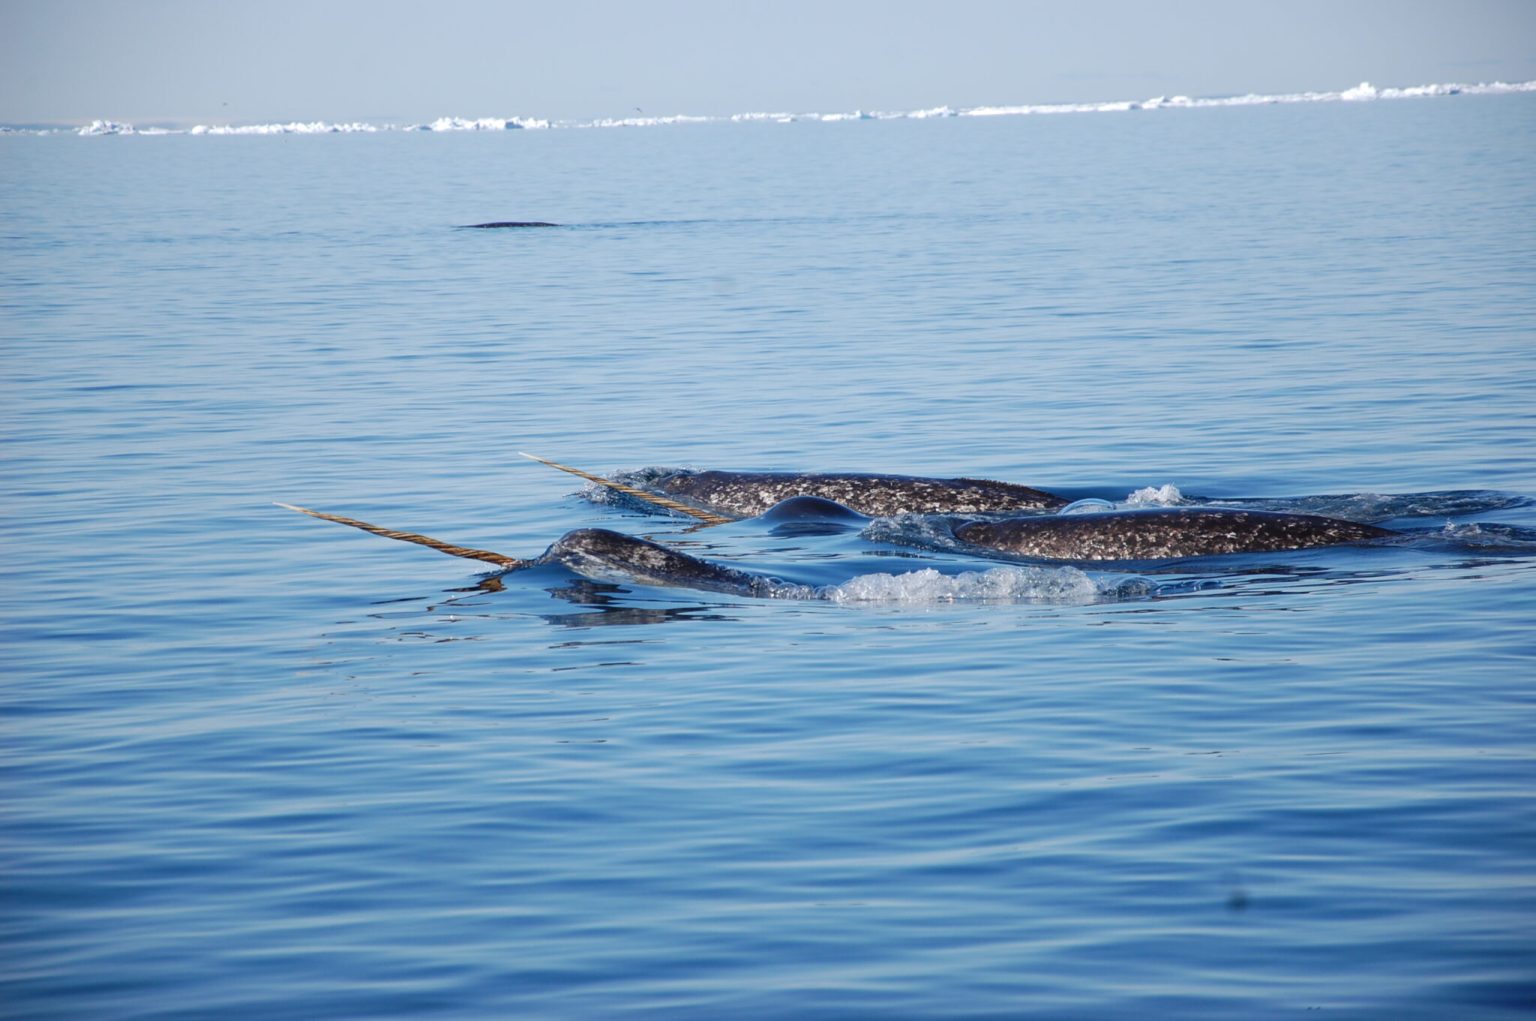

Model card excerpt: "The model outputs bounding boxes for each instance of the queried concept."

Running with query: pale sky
[2,0,1533,126]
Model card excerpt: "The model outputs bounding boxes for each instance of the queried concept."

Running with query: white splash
[1126,484,1185,507]
[809,565,1105,604]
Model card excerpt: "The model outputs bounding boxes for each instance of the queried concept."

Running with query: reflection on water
[539,579,744,628]
[541,603,743,628]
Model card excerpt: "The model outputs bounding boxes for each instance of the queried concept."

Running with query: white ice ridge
[190,121,383,135]
[47,79,1536,137]
[410,116,552,132]
[76,116,549,136]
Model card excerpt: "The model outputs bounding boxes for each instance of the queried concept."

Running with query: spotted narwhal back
[656,470,1067,518]
[956,508,1397,561]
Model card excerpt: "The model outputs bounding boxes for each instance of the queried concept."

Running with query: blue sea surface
[4,94,1536,1019]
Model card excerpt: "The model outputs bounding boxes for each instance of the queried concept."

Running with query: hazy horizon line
[6,76,1534,137]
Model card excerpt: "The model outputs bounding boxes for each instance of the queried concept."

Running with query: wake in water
[771,566,1169,605]
[31,78,1536,137]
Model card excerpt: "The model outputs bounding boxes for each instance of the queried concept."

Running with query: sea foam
[760,564,1128,604]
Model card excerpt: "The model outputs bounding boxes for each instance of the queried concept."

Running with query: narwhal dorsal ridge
[955,507,1398,561]
[653,469,1069,518]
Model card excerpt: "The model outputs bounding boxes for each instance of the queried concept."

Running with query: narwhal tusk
[274,503,529,568]
[517,452,736,526]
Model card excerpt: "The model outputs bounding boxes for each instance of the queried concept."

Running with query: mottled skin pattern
[655,470,1068,518]
[541,528,765,595]
[956,508,1398,561]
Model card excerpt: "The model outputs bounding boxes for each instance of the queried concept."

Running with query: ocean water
[4,89,1536,1019]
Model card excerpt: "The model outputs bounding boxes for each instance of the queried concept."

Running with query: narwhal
[952,507,1395,561]
[518,453,1067,520]
[278,498,1400,598]
[276,503,775,596]
[521,454,1526,528]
